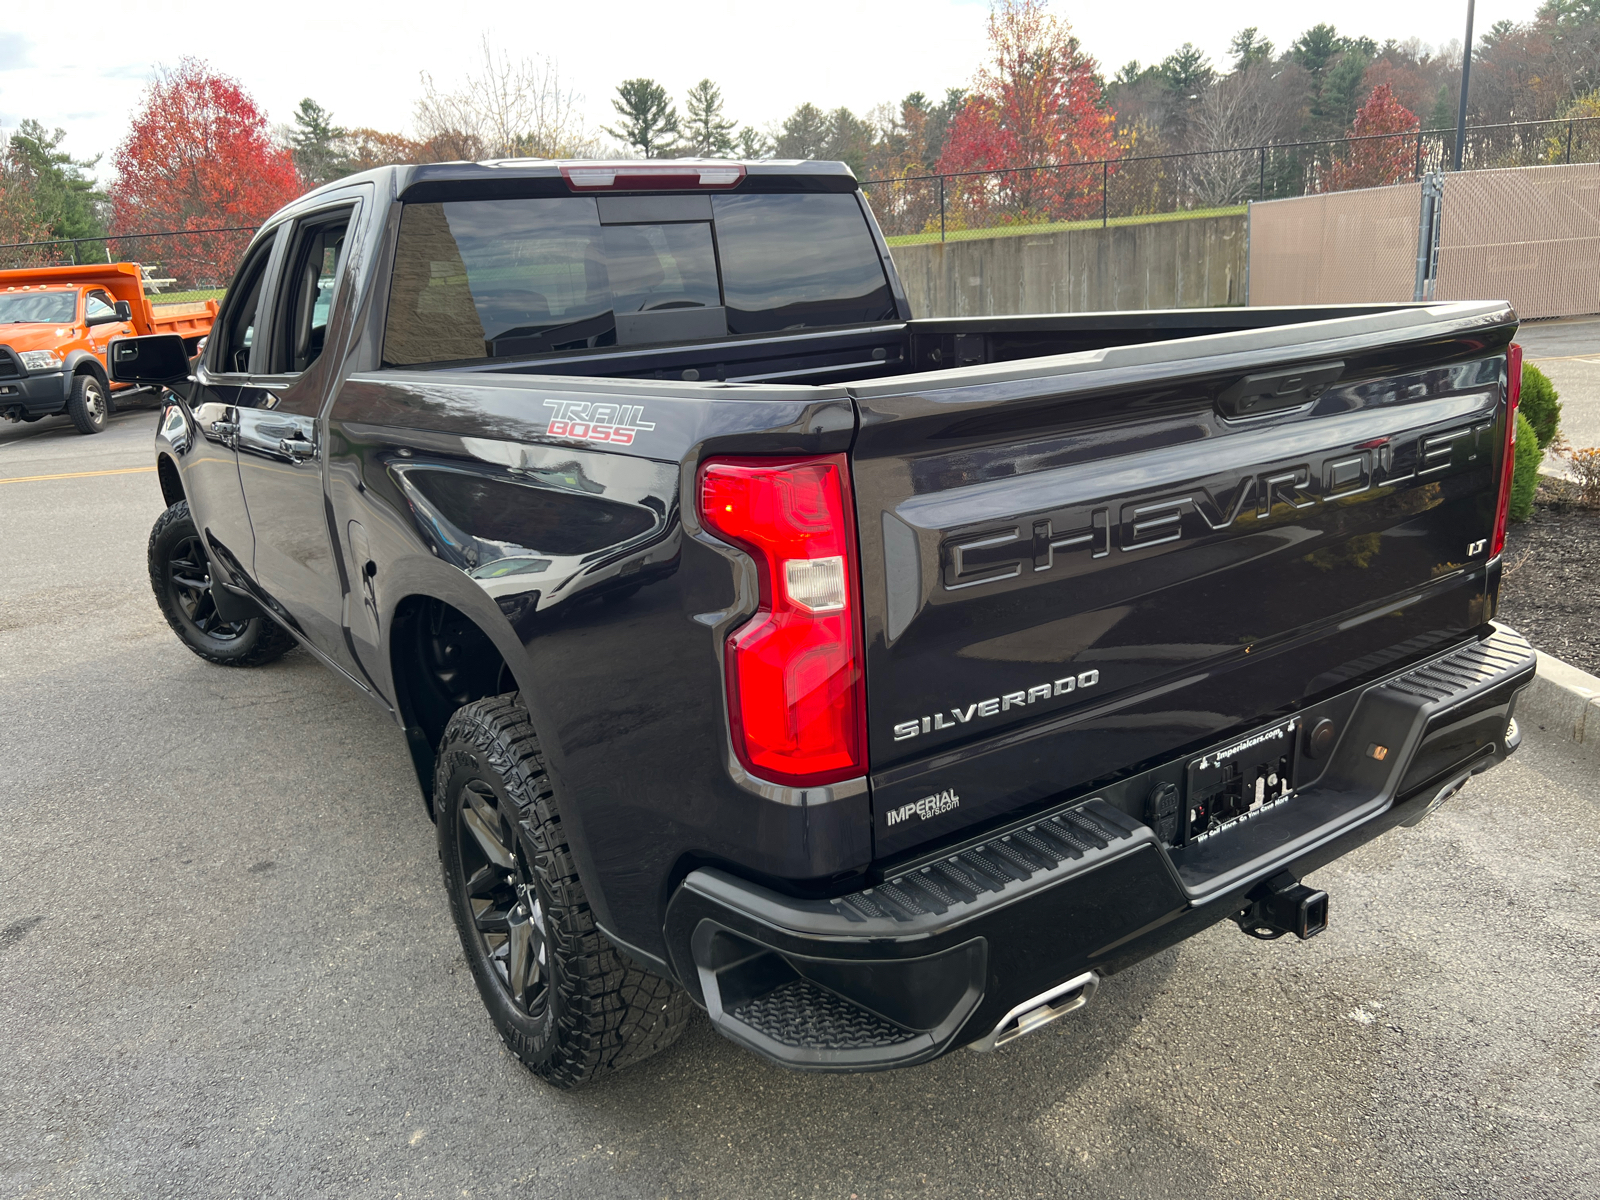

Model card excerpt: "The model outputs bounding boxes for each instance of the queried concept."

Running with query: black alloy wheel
[147,500,296,667]
[456,778,550,1020]
[167,533,249,643]
[435,695,691,1088]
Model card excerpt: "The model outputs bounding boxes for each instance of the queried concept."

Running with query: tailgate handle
[1217,361,1344,419]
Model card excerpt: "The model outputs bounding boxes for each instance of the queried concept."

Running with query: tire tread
[435,695,691,1088]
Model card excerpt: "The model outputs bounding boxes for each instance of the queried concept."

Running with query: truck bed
[341,297,1515,875]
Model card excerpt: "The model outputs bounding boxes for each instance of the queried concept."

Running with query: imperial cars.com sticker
[885,789,960,826]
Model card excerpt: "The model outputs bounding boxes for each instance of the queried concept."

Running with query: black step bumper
[663,624,1537,1071]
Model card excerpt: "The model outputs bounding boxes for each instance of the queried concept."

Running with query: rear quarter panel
[324,370,872,958]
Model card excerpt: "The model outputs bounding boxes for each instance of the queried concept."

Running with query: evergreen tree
[604,79,679,158]
[774,103,830,159]
[735,127,771,159]
[682,79,736,156]
[1430,86,1457,130]
[1159,43,1216,97]
[1229,28,1275,71]
[7,120,104,241]
[289,98,349,186]
[825,107,873,175]
[924,88,967,166]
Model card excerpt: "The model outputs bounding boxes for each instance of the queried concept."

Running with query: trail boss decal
[885,789,960,826]
[543,399,656,446]
[893,670,1100,742]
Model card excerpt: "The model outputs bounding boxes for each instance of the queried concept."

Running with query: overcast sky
[0,0,1543,180]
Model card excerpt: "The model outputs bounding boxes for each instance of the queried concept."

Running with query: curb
[1516,651,1600,759]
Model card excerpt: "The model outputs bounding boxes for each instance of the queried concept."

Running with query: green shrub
[1509,410,1542,522]
[1520,361,1561,450]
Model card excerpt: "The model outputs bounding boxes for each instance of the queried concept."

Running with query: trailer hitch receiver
[1234,870,1328,941]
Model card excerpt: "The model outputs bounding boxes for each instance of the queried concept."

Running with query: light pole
[1453,0,1476,170]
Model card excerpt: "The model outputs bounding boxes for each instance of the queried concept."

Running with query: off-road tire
[66,373,108,434]
[435,694,692,1088]
[147,501,296,667]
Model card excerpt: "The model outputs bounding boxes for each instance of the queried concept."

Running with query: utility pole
[1453,0,1476,171]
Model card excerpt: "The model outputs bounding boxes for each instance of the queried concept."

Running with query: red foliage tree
[936,0,1121,223]
[1324,84,1420,192]
[110,58,302,287]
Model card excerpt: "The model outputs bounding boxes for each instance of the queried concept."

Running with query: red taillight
[560,163,746,190]
[697,455,866,786]
[1491,342,1523,559]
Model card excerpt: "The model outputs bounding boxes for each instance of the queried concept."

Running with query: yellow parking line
[0,466,157,485]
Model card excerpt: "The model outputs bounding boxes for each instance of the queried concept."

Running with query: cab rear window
[382,192,895,366]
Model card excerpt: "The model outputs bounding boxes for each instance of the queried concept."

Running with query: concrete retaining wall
[886,214,1248,318]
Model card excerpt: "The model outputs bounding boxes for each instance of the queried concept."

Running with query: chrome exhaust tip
[1400,770,1474,828]
[969,971,1099,1052]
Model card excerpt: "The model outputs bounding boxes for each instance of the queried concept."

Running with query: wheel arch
[156,453,184,508]
[63,349,109,391]
[381,573,531,811]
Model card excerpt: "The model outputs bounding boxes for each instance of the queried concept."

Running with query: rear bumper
[663,624,1537,1071]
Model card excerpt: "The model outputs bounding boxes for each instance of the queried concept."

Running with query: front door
[177,231,282,585]
[234,197,365,682]
[82,290,133,386]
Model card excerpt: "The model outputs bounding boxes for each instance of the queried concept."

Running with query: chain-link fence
[863,115,1600,246]
[0,226,256,300]
[1250,161,1600,319]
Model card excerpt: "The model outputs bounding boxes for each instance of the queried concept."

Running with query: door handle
[278,434,317,461]
[209,419,239,446]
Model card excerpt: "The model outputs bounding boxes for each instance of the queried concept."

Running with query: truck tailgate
[850,302,1516,858]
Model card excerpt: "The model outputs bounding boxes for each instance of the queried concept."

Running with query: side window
[272,209,353,375]
[85,291,116,321]
[211,236,278,375]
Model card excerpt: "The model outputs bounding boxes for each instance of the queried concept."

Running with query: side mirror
[114,300,133,321]
[110,334,191,387]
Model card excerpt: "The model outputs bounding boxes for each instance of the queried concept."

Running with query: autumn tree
[109,58,302,287]
[682,79,736,156]
[1324,84,1419,190]
[937,0,1121,222]
[605,79,679,158]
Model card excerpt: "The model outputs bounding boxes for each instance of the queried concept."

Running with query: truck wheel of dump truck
[435,694,692,1088]
[147,501,296,667]
[66,374,108,434]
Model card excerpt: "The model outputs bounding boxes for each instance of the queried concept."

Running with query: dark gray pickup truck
[112,158,1536,1087]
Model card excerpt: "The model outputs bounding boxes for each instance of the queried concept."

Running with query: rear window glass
[711,194,896,335]
[382,192,894,365]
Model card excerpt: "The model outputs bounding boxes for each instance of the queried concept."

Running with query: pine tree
[290,98,349,186]
[683,79,736,156]
[7,120,104,241]
[774,103,830,159]
[604,79,680,158]
[735,127,771,159]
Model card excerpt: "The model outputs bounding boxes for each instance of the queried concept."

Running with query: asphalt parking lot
[2,407,1597,1200]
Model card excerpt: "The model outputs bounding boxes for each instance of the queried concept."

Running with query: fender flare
[62,348,110,395]
[375,551,537,716]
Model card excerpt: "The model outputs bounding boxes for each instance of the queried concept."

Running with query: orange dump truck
[0,262,218,434]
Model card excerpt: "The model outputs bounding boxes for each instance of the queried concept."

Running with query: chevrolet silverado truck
[0,262,217,434]
[110,158,1537,1087]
